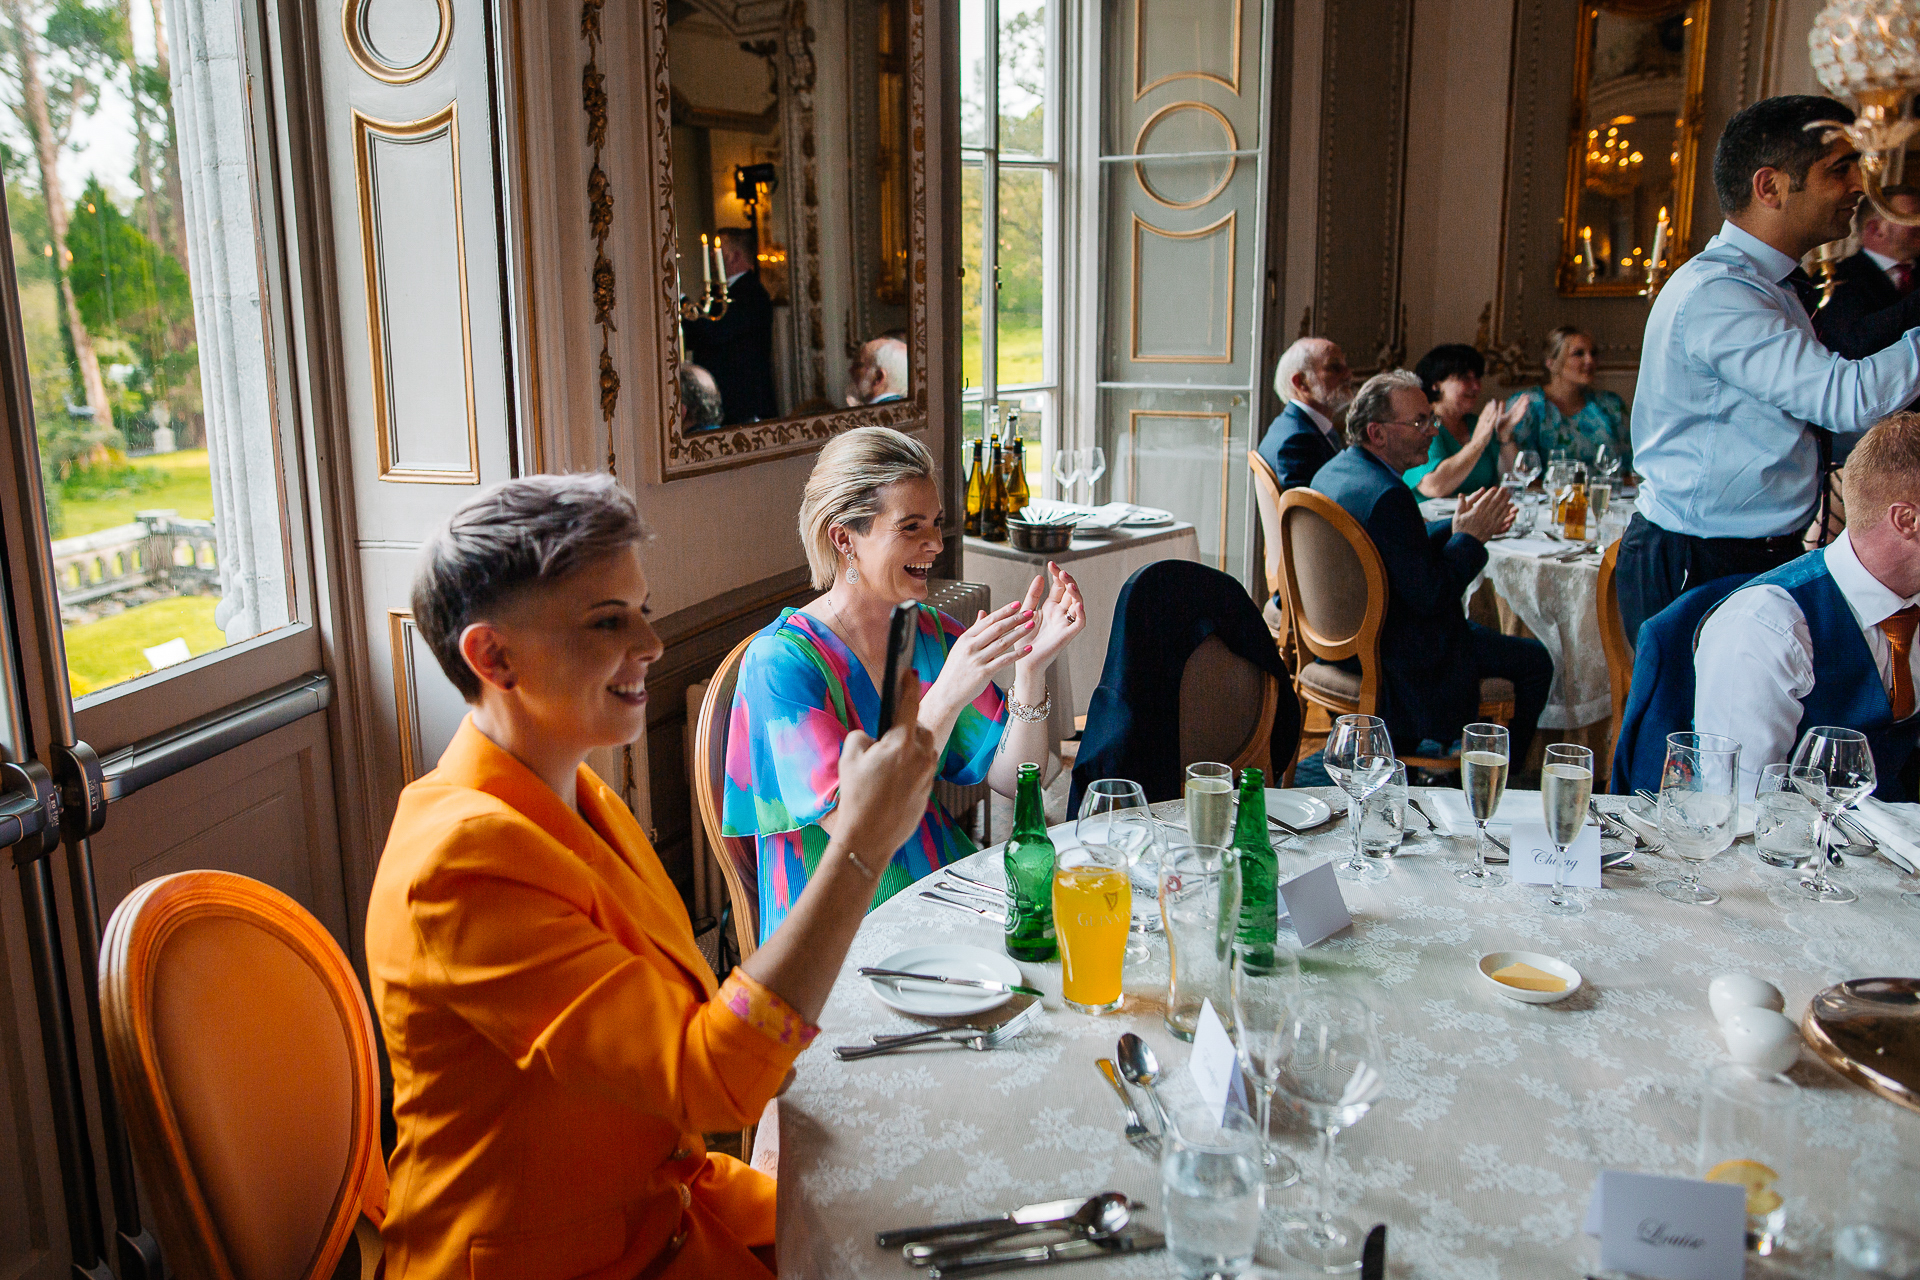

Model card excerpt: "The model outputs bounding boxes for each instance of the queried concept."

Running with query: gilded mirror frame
[646,0,928,483]
[1556,0,1710,298]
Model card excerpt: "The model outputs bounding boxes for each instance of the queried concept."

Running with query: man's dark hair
[411,474,650,700]
[679,364,724,430]
[1713,95,1855,215]
[716,227,755,256]
[1412,343,1486,401]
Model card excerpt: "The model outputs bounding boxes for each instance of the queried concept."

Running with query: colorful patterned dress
[722,605,1008,942]
[1506,386,1631,472]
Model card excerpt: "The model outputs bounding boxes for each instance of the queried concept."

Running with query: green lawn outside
[960,321,1045,393]
[64,594,225,697]
[58,449,215,538]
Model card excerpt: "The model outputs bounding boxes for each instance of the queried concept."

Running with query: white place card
[1277,862,1352,948]
[1508,819,1602,889]
[1582,1170,1746,1280]
[1188,999,1248,1122]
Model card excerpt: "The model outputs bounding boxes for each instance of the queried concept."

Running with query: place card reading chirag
[1507,820,1602,888]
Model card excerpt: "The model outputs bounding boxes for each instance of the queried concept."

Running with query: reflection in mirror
[663,0,913,433]
[1557,0,1709,297]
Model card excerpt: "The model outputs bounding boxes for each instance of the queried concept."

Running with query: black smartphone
[875,601,919,736]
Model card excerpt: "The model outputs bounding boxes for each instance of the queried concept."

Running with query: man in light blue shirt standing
[1619,95,1920,640]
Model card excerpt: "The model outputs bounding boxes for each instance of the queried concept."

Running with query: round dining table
[770,789,1920,1278]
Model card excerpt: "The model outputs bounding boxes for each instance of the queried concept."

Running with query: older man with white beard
[1257,336,1353,491]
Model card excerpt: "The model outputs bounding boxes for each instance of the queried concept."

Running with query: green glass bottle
[1003,762,1057,961]
[1230,767,1278,967]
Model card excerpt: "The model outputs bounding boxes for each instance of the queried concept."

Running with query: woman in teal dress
[1403,343,1527,497]
[1505,326,1630,471]
[723,427,1086,942]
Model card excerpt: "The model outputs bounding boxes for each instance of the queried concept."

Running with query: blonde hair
[1845,412,1920,532]
[1543,325,1592,371]
[799,426,937,589]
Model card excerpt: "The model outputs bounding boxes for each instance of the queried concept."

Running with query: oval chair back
[98,871,386,1280]
[1276,487,1387,715]
[1178,633,1281,780]
[693,633,762,963]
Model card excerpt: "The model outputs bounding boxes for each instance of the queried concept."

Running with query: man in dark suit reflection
[683,227,778,424]
[1256,337,1353,491]
[1814,187,1920,365]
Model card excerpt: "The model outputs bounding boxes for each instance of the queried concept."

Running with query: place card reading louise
[1278,862,1352,948]
[1581,1171,1746,1280]
[1188,999,1248,1122]
[1508,820,1602,888]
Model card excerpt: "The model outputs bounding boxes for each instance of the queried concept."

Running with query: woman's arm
[1416,403,1501,496]
[985,567,1085,796]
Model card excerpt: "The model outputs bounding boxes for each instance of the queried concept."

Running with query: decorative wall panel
[387,609,470,784]
[1124,406,1236,566]
[1131,212,1236,362]
[352,103,481,483]
[1135,0,1242,96]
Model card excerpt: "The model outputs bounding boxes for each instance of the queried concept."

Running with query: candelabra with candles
[1808,0,1920,225]
[678,232,731,321]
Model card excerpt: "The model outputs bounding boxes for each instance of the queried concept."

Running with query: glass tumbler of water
[1835,1152,1920,1279]
[1361,760,1407,861]
[1161,1096,1265,1279]
[1697,1062,1798,1257]
[1158,842,1239,1042]
[1185,761,1235,849]
[1754,763,1816,868]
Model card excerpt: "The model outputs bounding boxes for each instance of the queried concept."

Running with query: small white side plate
[1267,789,1333,830]
[1477,950,1583,1005]
[867,943,1023,1018]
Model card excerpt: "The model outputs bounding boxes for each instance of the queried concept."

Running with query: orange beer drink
[1053,845,1131,1013]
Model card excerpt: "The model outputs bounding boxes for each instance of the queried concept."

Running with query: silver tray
[1801,977,1920,1114]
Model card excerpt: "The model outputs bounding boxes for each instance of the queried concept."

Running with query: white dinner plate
[1266,788,1333,830]
[866,943,1023,1018]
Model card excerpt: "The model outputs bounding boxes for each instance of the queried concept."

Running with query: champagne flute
[1789,726,1876,905]
[1185,762,1234,848]
[1051,449,1082,503]
[1654,732,1741,906]
[1324,714,1394,883]
[1274,990,1386,1271]
[1229,949,1303,1189]
[1077,778,1160,959]
[1540,743,1593,916]
[1082,446,1107,504]
[1455,723,1511,887]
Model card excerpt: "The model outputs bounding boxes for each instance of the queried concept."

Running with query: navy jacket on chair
[1070,560,1302,816]
[1311,445,1488,751]
[1257,402,1342,492]
[1608,574,1755,795]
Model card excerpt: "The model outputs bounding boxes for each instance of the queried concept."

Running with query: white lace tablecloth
[773,789,1920,1278]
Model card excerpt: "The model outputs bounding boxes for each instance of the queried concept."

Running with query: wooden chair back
[693,633,762,964]
[1178,634,1281,779]
[99,871,385,1280]
[1596,537,1634,762]
[1248,448,1286,604]
[1276,487,1388,715]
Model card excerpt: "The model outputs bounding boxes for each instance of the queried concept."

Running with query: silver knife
[926,1230,1165,1278]
[919,889,1008,923]
[859,967,1044,998]
[1835,812,1880,851]
[934,876,1008,902]
[944,865,1008,895]
[875,1198,1095,1249]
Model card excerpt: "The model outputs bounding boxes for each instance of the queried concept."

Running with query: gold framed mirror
[1556,0,1710,297]
[647,0,927,483]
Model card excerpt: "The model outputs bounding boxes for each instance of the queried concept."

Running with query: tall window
[960,0,1057,491]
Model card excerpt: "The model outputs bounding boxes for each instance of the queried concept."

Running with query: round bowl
[1708,973,1785,1025]
[1007,519,1076,553]
[1477,950,1583,1005]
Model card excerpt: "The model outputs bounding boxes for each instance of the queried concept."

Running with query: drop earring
[844,551,859,585]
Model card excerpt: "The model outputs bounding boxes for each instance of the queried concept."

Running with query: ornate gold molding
[1132,101,1238,210]
[1130,210,1236,364]
[1134,0,1242,99]
[342,0,453,84]
[387,609,424,783]
[583,0,618,471]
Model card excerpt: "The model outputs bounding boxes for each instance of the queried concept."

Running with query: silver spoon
[1116,1033,1173,1136]
[906,1191,1131,1266]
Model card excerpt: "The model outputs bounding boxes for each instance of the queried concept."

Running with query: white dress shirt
[1297,401,1340,447]
[1694,531,1920,795]
[1632,221,1920,539]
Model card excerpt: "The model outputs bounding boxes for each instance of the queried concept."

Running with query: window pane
[3,0,289,698]
[996,167,1046,387]
[998,0,1046,155]
[961,162,984,392]
[961,0,988,148]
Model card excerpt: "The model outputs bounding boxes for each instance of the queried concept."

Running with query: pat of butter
[1491,962,1567,992]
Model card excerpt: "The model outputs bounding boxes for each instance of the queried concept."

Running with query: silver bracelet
[1006,689,1052,723]
[845,847,881,882]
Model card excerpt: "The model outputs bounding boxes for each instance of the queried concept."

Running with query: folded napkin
[1489,536,1578,558]
[1847,799,1920,874]
[1425,788,1537,837]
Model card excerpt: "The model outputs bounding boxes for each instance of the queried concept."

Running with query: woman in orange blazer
[365,474,938,1280]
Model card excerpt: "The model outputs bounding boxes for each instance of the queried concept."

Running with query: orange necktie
[1883,605,1920,721]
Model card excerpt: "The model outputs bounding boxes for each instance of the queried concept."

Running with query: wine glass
[1654,732,1741,906]
[1455,723,1511,887]
[1324,714,1394,883]
[1593,441,1623,483]
[1082,446,1108,503]
[1540,743,1593,916]
[1077,778,1160,960]
[1511,448,1542,490]
[1789,726,1876,905]
[1051,449,1082,503]
[1274,990,1386,1271]
[1229,949,1303,1189]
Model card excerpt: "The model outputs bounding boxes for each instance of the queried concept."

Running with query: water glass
[1161,1098,1265,1279]
[1789,725,1876,904]
[1229,949,1303,1188]
[1510,448,1542,490]
[1185,761,1235,848]
[1160,843,1239,1042]
[1275,990,1386,1272]
[1361,760,1407,860]
[1753,763,1817,868]
[1325,714,1394,884]
[1077,778,1160,957]
[1835,1153,1920,1279]
[1696,1063,1798,1256]
[1655,732,1741,907]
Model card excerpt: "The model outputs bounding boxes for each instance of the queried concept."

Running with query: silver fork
[919,889,1008,924]
[834,1005,1039,1060]
[1096,1057,1160,1158]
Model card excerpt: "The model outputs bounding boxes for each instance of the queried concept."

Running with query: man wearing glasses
[1312,370,1555,763]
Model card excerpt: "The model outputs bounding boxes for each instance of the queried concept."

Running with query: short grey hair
[679,364,723,430]
[412,473,651,701]
[799,426,937,589]
[1344,369,1425,446]
[1272,338,1324,403]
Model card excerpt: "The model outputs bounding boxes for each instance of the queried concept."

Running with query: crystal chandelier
[1809,0,1920,222]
